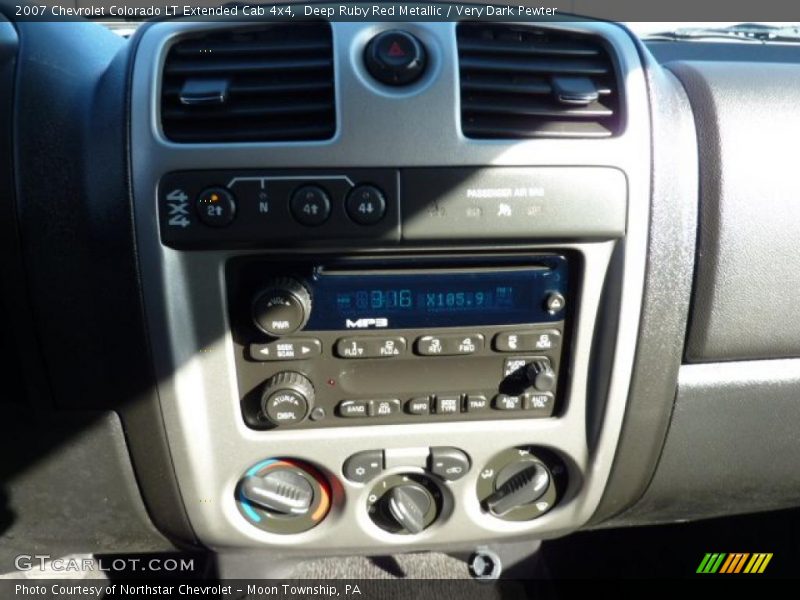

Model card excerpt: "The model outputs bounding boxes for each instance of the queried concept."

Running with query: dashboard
[2,7,800,577]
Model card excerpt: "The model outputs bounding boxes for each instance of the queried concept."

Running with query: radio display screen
[304,258,568,330]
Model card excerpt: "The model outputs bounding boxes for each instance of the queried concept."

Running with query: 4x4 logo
[166,189,190,228]
[697,553,773,574]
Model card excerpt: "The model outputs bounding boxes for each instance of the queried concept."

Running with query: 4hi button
[346,185,386,225]
[291,185,331,226]
[365,30,427,86]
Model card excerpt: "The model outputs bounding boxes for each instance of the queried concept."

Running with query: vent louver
[161,23,335,143]
[457,23,622,139]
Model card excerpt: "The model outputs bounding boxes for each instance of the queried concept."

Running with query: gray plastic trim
[672,61,800,362]
[130,20,651,553]
[614,359,800,525]
[590,53,699,523]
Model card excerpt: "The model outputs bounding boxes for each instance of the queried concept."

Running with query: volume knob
[252,277,312,337]
[261,372,315,427]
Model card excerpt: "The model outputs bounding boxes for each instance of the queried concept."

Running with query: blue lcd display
[304,258,568,330]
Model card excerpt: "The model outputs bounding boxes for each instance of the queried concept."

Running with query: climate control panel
[234,446,566,537]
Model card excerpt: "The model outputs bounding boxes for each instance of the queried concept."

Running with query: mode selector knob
[261,372,314,427]
[252,277,312,337]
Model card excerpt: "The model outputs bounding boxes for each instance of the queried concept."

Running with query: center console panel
[129,19,652,553]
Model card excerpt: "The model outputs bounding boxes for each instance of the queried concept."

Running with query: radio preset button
[249,338,322,361]
[415,333,484,356]
[346,185,387,225]
[435,395,461,415]
[290,185,331,226]
[195,187,236,227]
[335,336,407,359]
[406,397,431,415]
[494,330,562,353]
[369,399,402,417]
[335,338,369,359]
[494,394,523,411]
[465,394,489,412]
[338,400,370,418]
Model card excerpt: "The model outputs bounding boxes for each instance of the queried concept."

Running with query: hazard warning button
[364,30,427,86]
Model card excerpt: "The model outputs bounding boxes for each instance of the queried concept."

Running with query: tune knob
[261,372,314,427]
[252,277,312,337]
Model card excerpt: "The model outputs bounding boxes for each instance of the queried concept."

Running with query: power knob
[252,277,312,337]
[261,372,315,427]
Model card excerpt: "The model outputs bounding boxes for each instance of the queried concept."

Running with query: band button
[337,400,370,418]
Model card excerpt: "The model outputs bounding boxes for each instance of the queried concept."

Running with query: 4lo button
[346,185,386,225]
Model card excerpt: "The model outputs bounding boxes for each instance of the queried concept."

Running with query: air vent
[161,23,335,143]
[457,23,621,139]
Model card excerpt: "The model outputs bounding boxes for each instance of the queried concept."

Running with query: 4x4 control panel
[160,168,400,248]
[228,255,572,430]
[159,167,627,248]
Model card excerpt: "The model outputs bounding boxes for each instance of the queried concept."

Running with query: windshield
[626,21,800,37]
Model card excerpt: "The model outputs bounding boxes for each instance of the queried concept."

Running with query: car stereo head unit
[227,254,572,430]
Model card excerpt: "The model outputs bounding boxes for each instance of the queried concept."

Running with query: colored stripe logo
[697,553,773,574]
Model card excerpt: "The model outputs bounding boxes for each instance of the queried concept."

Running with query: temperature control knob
[261,372,314,427]
[252,277,312,336]
[236,458,331,534]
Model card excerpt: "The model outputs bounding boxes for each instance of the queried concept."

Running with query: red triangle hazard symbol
[388,41,406,57]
